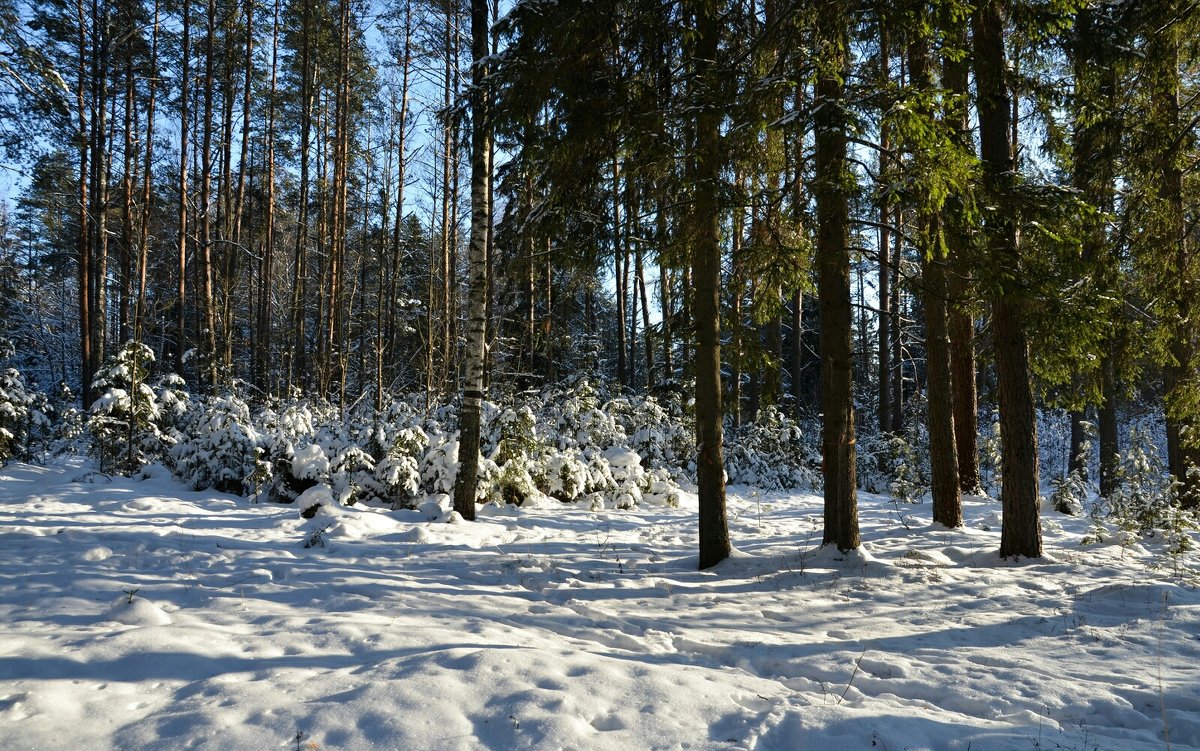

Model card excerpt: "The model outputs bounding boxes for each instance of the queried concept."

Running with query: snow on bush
[0,338,42,464]
[78,371,827,514]
[1084,428,1198,554]
[725,406,820,491]
[170,393,265,496]
[87,342,175,474]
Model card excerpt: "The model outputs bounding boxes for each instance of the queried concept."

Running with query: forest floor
[1,457,1198,750]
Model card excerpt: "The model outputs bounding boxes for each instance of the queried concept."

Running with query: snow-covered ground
[1,458,1197,751]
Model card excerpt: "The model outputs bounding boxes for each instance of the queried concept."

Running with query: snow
[1,458,1198,751]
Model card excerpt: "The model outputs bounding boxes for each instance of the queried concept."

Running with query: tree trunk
[890,205,904,432]
[385,1,412,395]
[729,191,744,427]
[877,18,892,434]
[175,0,190,377]
[77,0,93,399]
[119,44,135,346]
[941,5,979,492]
[256,0,280,394]
[197,0,219,388]
[88,0,110,391]
[908,17,961,527]
[288,0,313,392]
[438,0,454,395]
[134,0,159,347]
[815,1,859,551]
[790,290,803,416]
[974,0,1041,557]
[1150,24,1200,508]
[688,0,729,570]
[453,0,491,522]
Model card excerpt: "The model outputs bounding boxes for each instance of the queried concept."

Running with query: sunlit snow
[1,458,1197,750]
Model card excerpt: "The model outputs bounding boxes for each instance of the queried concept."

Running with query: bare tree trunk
[386,2,412,394]
[288,0,313,391]
[626,177,639,387]
[688,0,729,570]
[88,0,111,390]
[789,84,806,418]
[77,0,93,399]
[729,194,744,427]
[974,0,1041,557]
[612,157,628,387]
[255,0,279,393]
[197,0,219,388]
[909,15,961,528]
[657,187,673,382]
[229,0,253,376]
[941,6,979,492]
[1149,25,1200,508]
[637,245,654,389]
[877,18,892,433]
[134,0,158,347]
[119,42,134,345]
[815,0,859,552]
[890,205,903,432]
[437,0,454,395]
[790,291,803,414]
[1071,6,1124,496]
[453,0,491,522]
[175,0,190,377]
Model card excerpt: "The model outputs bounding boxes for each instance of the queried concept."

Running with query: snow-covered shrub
[602,446,644,509]
[550,378,626,452]
[980,413,1003,496]
[1049,436,1092,516]
[422,437,460,496]
[154,373,191,435]
[170,394,265,496]
[541,449,590,501]
[1086,429,1196,553]
[614,393,694,478]
[489,452,542,505]
[0,337,43,464]
[726,406,820,491]
[253,400,319,503]
[487,406,548,505]
[87,342,172,474]
[641,467,683,506]
[0,364,34,463]
[368,424,428,509]
[291,441,329,482]
[49,381,84,451]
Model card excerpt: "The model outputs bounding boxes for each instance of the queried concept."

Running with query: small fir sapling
[726,406,820,491]
[86,342,173,474]
[1084,429,1197,553]
[169,393,263,495]
[1050,435,1092,516]
[0,339,35,463]
[50,380,85,450]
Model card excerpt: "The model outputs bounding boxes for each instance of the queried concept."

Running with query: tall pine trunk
[909,17,961,528]
[941,5,979,492]
[1149,19,1200,508]
[688,0,730,570]
[814,0,859,551]
[877,17,892,433]
[974,0,1041,557]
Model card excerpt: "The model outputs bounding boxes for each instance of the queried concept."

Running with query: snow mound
[102,596,173,626]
